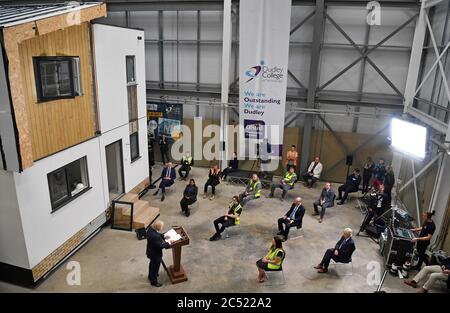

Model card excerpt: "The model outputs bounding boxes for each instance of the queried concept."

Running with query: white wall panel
[0,171,29,268]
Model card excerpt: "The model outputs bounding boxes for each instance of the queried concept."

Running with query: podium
[166,226,190,284]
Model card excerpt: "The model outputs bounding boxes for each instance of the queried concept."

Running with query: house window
[126,56,139,162]
[47,156,90,211]
[34,56,82,101]
[130,132,140,162]
[126,55,135,84]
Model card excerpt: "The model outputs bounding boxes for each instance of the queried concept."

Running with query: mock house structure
[0,2,153,286]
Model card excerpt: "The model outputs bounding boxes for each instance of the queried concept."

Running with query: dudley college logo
[245,60,264,82]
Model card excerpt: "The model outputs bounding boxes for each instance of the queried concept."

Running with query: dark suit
[320,236,356,269]
[338,173,361,203]
[178,156,194,178]
[159,166,176,193]
[180,185,198,213]
[313,188,336,219]
[360,191,389,231]
[159,137,170,164]
[278,203,305,239]
[146,227,171,283]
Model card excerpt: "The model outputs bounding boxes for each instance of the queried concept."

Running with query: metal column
[300,0,325,172]
[220,0,232,169]
[158,10,164,89]
[403,2,427,113]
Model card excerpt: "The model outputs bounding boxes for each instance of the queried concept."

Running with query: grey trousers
[413,265,448,290]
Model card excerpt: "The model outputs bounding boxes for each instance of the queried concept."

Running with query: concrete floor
[0,165,445,293]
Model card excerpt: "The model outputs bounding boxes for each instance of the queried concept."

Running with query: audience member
[314,228,355,273]
[313,182,336,223]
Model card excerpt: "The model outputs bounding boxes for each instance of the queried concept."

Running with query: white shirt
[308,162,323,178]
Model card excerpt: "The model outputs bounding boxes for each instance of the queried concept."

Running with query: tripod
[251,143,262,172]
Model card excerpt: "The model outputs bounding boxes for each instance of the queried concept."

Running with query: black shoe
[185,210,190,217]
[209,234,221,241]
[151,281,163,287]
[337,201,344,205]
[161,194,165,202]
[153,190,159,196]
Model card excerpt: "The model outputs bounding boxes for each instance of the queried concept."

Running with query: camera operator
[359,184,389,233]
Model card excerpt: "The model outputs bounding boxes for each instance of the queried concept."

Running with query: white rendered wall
[13,139,106,268]
[93,23,149,204]
[0,171,29,268]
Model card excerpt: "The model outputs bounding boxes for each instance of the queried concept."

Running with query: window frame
[33,56,81,102]
[130,132,140,163]
[126,55,136,85]
[47,156,91,213]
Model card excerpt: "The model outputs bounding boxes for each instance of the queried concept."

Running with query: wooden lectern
[166,226,190,284]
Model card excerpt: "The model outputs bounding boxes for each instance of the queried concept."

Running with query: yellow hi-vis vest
[249,180,262,198]
[284,172,296,186]
[182,156,193,165]
[229,203,242,225]
[266,248,285,270]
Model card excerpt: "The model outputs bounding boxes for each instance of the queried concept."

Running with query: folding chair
[330,259,354,276]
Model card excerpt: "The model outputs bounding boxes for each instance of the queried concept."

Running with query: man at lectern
[146,220,173,287]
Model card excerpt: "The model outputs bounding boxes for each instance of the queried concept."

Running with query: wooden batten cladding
[18,23,95,161]
[2,4,106,169]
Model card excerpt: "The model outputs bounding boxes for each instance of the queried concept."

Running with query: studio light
[390,118,427,160]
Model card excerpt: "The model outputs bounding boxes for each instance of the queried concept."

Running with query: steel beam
[319,13,418,92]
[424,12,450,107]
[288,70,306,90]
[300,0,325,172]
[290,10,315,36]
[158,10,164,89]
[352,16,371,132]
[323,13,407,97]
[318,115,350,155]
[321,124,389,177]
[220,0,232,169]
[408,106,448,133]
[411,159,422,222]
[398,152,441,193]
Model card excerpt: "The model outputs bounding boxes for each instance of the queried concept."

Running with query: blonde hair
[153,220,164,231]
[344,228,353,236]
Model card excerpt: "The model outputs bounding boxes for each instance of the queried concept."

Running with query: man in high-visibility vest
[209,196,242,241]
[268,167,297,201]
[239,173,262,206]
[178,152,193,180]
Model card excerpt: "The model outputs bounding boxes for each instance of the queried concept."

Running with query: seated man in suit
[239,173,262,206]
[404,257,450,293]
[209,196,242,241]
[268,167,297,201]
[153,162,176,202]
[277,197,305,240]
[313,182,336,223]
[337,168,361,205]
[302,156,323,188]
[178,152,193,180]
[146,220,173,287]
[314,228,356,273]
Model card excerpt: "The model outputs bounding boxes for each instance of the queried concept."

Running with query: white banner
[239,0,291,164]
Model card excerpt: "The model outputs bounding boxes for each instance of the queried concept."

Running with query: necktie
[290,205,299,219]
[166,167,170,178]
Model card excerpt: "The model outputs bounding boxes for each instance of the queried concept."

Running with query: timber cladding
[2,4,106,168]
[18,22,96,161]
